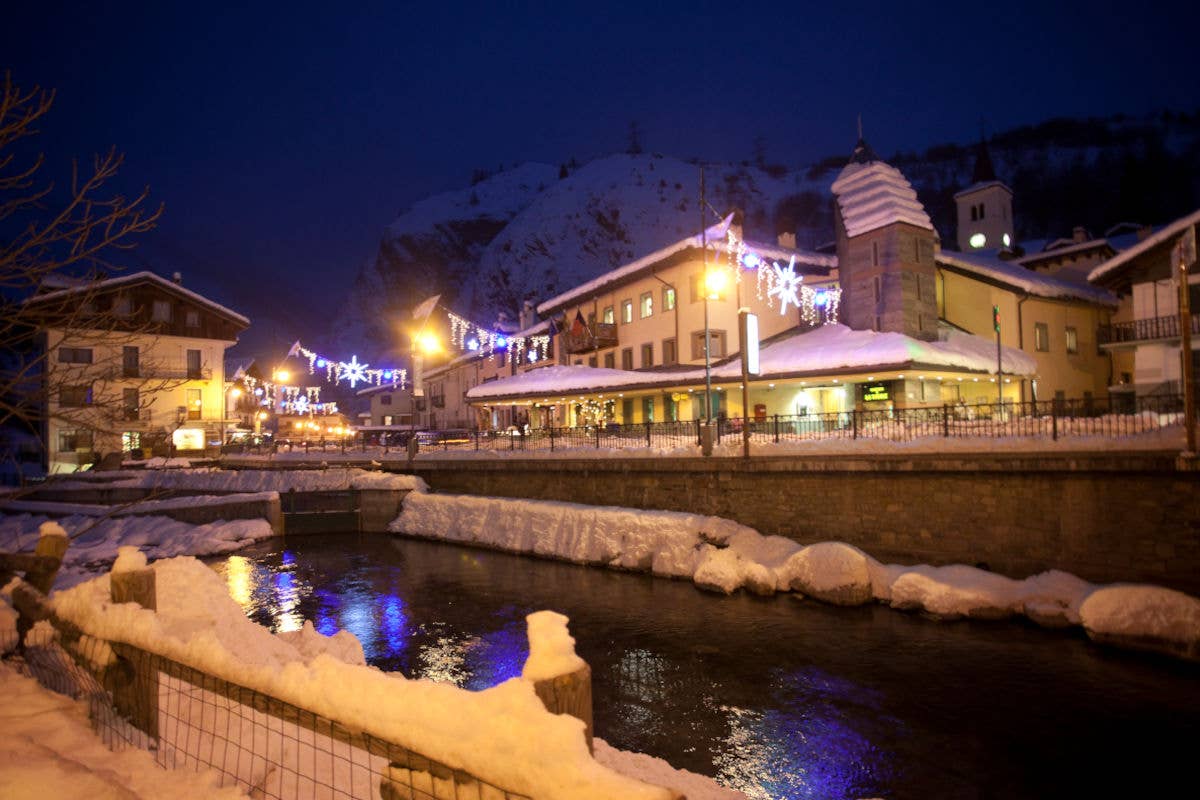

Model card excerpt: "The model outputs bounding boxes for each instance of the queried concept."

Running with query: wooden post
[532,662,594,754]
[14,527,68,650]
[110,565,158,738]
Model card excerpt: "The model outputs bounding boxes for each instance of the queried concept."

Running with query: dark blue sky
[4,0,1198,335]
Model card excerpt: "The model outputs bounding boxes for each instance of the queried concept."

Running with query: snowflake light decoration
[339,355,368,388]
[767,257,803,315]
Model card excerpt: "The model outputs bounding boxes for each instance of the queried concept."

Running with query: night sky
[4,0,1199,348]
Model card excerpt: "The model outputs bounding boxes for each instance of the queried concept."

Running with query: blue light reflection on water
[210,535,1200,800]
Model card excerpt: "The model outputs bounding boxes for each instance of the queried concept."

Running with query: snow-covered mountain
[335,110,1200,360]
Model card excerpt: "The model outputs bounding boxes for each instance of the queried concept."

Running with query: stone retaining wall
[410,452,1200,595]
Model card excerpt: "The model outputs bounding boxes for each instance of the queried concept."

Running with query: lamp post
[410,330,440,434]
[703,267,729,423]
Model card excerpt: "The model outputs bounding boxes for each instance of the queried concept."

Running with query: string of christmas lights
[719,230,841,324]
[285,341,407,389]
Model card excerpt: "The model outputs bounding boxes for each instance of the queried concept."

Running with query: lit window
[602,306,614,324]
[1035,322,1049,352]
[640,292,653,319]
[969,233,987,249]
[663,286,676,311]
[1065,326,1078,354]
[621,300,633,324]
[1002,233,1012,248]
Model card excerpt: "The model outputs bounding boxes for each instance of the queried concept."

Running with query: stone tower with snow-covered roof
[831,138,939,341]
[954,141,1014,251]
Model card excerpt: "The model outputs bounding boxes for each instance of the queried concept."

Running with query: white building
[24,271,249,472]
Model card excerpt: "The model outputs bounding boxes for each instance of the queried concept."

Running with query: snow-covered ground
[392,493,1200,660]
[0,516,274,589]
[42,467,426,494]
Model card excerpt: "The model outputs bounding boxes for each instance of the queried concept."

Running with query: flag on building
[570,310,587,338]
[411,294,441,321]
[547,317,559,337]
[286,340,301,359]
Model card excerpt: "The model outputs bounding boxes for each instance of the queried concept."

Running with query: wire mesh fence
[2,601,531,800]
[222,393,1187,458]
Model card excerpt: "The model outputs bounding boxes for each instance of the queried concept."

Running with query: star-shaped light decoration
[339,355,369,388]
[767,256,803,315]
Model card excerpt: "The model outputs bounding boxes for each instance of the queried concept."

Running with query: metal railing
[1098,313,1200,345]
[221,394,1188,458]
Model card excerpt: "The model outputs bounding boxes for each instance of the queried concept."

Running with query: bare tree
[0,73,170,472]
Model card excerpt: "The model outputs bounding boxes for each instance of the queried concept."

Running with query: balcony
[561,322,619,354]
[119,408,153,423]
[1098,313,1200,347]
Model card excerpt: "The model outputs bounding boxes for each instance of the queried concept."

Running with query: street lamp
[703,267,729,425]
[411,329,441,432]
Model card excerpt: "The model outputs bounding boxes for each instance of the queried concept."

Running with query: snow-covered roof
[1088,208,1200,285]
[465,324,1036,401]
[952,180,1013,199]
[536,215,834,316]
[1014,237,1114,266]
[938,250,1117,307]
[830,161,933,238]
[25,270,250,326]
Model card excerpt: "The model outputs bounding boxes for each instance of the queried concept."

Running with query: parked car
[416,429,472,447]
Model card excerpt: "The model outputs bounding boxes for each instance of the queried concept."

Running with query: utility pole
[1177,225,1197,452]
[701,166,711,425]
[993,305,1003,410]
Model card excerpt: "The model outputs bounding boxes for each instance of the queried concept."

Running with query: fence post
[774,414,780,443]
[524,612,593,754]
[1052,402,1058,441]
[549,425,555,452]
[645,421,651,447]
[696,417,702,446]
[852,409,858,440]
[109,556,159,739]
[595,425,600,449]
[943,404,950,437]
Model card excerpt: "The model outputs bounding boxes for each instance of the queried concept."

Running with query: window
[690,273,703,303]
[622,398,634,423]
[603,352,615,369]
[186,388,202,420]
[978,203,985,220]
[639,292,653,319]
[498,350,507,367]
[113,294,132,317]
[123,388,139,420]
[186,349,202,378]
[185,310,200,328]
[691,330,726,360]
[970,206,978,222]
[1034,323,1049,352]
[382,415,394,426]
[588,356,597,367]
[113,349,136,383]
[621,299,633,324]
[1065,326,1078,354]
[642,397,655,423]
[152,299,172,322]
[872,241,879,267]
[662,338,677,365]
[663,286,676,311]
[58,430,93,452]
[380,394,392,405]
[641,343,653,367]
[574,359,582,366]
[121,431,140,453]
[58,347,93,364]
[873,275,881,303]
[621,348,633,370]
[60,385,92,407]
[602,306,614,324]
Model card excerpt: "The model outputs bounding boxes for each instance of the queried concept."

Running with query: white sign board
[172,427,206,451]
[742,312,760,376]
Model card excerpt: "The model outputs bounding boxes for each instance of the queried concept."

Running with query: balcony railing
[1098,313,1200,346]
[561,322,619,354]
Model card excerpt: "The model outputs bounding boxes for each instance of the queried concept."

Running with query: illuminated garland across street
[285,341,407,389]
[717,230,841,324]
[446,310,551,364]
[239,376,340,416]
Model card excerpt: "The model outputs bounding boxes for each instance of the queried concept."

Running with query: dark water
[209,534,1200,800]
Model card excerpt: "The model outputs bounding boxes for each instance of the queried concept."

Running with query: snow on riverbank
[0,515,273,588]
[0,662,249,800]
[1,491,278,517]
[45,467,426,493]
[41,557,677,800]
[391,493,1200,660]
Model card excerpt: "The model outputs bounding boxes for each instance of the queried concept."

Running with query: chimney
[777,231,797,249]
[172,271,183,284]
[1137,224,1154,241]
[1072,226,1088,243]
[519,299,535,331]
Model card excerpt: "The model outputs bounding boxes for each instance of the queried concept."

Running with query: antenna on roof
[857,114,863,141]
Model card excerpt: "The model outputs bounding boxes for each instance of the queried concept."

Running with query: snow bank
[112,545,147,574]
[594,737,747,800]
[0,513,274,589]
[2,491,279,517]
[389,493,1200,660]
[49,558,672,800]
[0,662,249,799]
[50,467,426,494]
[1080,585,1200,659]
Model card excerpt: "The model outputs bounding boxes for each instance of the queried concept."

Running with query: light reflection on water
[210,535,1200,800]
